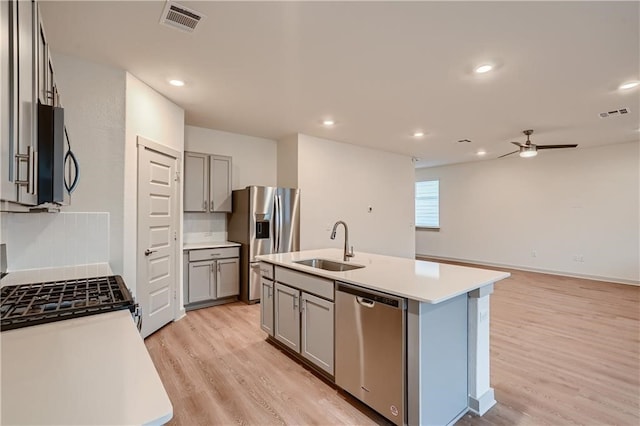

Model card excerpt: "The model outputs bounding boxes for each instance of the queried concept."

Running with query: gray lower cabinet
[216,258,239,298]
[300,292,334,375]
[260,278,274,336]
[270,268,335,376]
[184,247,239,309]
[188,260,215,303]
[274,282,300,352]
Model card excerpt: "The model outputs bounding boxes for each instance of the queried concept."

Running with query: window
[415,180,439,229]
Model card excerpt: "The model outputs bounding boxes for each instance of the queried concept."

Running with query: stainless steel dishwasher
[335,282,406,426]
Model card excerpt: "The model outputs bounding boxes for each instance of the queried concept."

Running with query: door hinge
[175,171,180,182]
[174,231,177,241]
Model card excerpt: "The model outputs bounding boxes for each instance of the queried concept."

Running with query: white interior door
[137,138,180,338]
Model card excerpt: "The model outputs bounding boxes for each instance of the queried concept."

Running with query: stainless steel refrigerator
[228,186,300,303]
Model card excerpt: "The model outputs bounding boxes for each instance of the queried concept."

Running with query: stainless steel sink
[294,258,365,272]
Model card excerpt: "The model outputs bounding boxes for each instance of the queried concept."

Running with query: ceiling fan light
[519,146,538,158]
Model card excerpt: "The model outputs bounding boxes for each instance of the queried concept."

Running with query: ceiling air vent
[599,108,630,118]
[159,1,205,33]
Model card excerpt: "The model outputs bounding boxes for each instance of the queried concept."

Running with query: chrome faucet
[331,220,355,262]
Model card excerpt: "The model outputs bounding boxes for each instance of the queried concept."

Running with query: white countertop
[183,241,241,250]
[0,263,114,287]
[1,310,173,426]
[257,248,510,304]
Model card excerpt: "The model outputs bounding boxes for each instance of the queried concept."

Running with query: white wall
[415,141,640,284]
[277,134,299,188]
[123,73,184,299]
[296,134,415,258]
[184,125,277,242]
[2,52,126,273]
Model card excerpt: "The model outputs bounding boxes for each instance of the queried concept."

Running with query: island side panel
[467,283,496,415]
[407,294,468,426]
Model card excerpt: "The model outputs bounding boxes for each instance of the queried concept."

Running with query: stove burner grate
[1,275,135,331]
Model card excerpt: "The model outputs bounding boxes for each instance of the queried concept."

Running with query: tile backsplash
[184,212,227,243]
[0,212,109,271]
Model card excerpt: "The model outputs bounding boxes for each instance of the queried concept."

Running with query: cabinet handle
[210,201,214,211]
[293,295,298,310]
[14,147,31,190]
[300,299,305,312]
[268,287,272,298]
[202,201,207,211]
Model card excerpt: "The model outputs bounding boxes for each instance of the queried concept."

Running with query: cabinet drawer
[259,262,274,280]
[189,247,239,261]
[275,266,334,301]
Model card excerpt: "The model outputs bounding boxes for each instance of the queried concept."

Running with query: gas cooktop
[0,275,136,331]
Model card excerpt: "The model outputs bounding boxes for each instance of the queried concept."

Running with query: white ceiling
[39,1,639,168]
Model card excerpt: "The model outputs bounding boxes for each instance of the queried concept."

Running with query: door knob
[144,248,157,256]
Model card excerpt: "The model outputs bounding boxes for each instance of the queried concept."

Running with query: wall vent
[160,1,205,33]
[599,108,629,118]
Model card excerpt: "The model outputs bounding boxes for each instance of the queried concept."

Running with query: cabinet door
[188,260,214,303]
[260,278,274,336]
[184,152,208,212]
[15,0,37,205]
[209,155,231,212]
[301,292,334,375]
[216,257,239,298]
[274,282,300,352]
[0,0,14,202]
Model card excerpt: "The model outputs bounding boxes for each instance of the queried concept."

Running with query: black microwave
[37,102,64,204]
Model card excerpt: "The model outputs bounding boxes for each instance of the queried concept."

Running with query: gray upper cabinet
[184,152,207,212]
[209,155,231,212]
[1,0,60,208]
[183,151,232,213]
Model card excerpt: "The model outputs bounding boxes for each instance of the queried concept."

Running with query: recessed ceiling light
[413,131,425,138]
[475,64,493,74]
[619,81,639,90]
[322,119,335,127]
[476,150,487,156]
[169,79,185,87]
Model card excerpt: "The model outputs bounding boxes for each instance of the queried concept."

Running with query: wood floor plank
[145,265,639,425]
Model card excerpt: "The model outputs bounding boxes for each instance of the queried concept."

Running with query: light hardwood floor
[145,266,639,425]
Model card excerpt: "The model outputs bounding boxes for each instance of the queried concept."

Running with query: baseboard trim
[415,254,640,286]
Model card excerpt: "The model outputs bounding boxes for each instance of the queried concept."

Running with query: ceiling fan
[499,129,578,158]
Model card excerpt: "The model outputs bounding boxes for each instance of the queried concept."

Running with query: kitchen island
[257,248,510,426]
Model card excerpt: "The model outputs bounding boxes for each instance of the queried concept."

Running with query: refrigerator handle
[277,194,283,252]
[274,195,280,253]
[272,195,278,253]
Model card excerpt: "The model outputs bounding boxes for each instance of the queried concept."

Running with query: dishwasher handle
[356,296,375,308]
[337,282,405,309]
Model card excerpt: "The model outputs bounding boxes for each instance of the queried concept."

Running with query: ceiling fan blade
[536,144,578,150]
[498,150,519,158]
[510,141,524,147]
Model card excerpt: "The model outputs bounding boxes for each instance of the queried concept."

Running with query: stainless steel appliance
[0,275,138,331]
[228,186,300,303]
[335,282,406,426]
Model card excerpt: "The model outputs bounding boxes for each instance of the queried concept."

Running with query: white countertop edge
[144,411,174,426]
[257,249,510,304]
[183,241,241,250]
